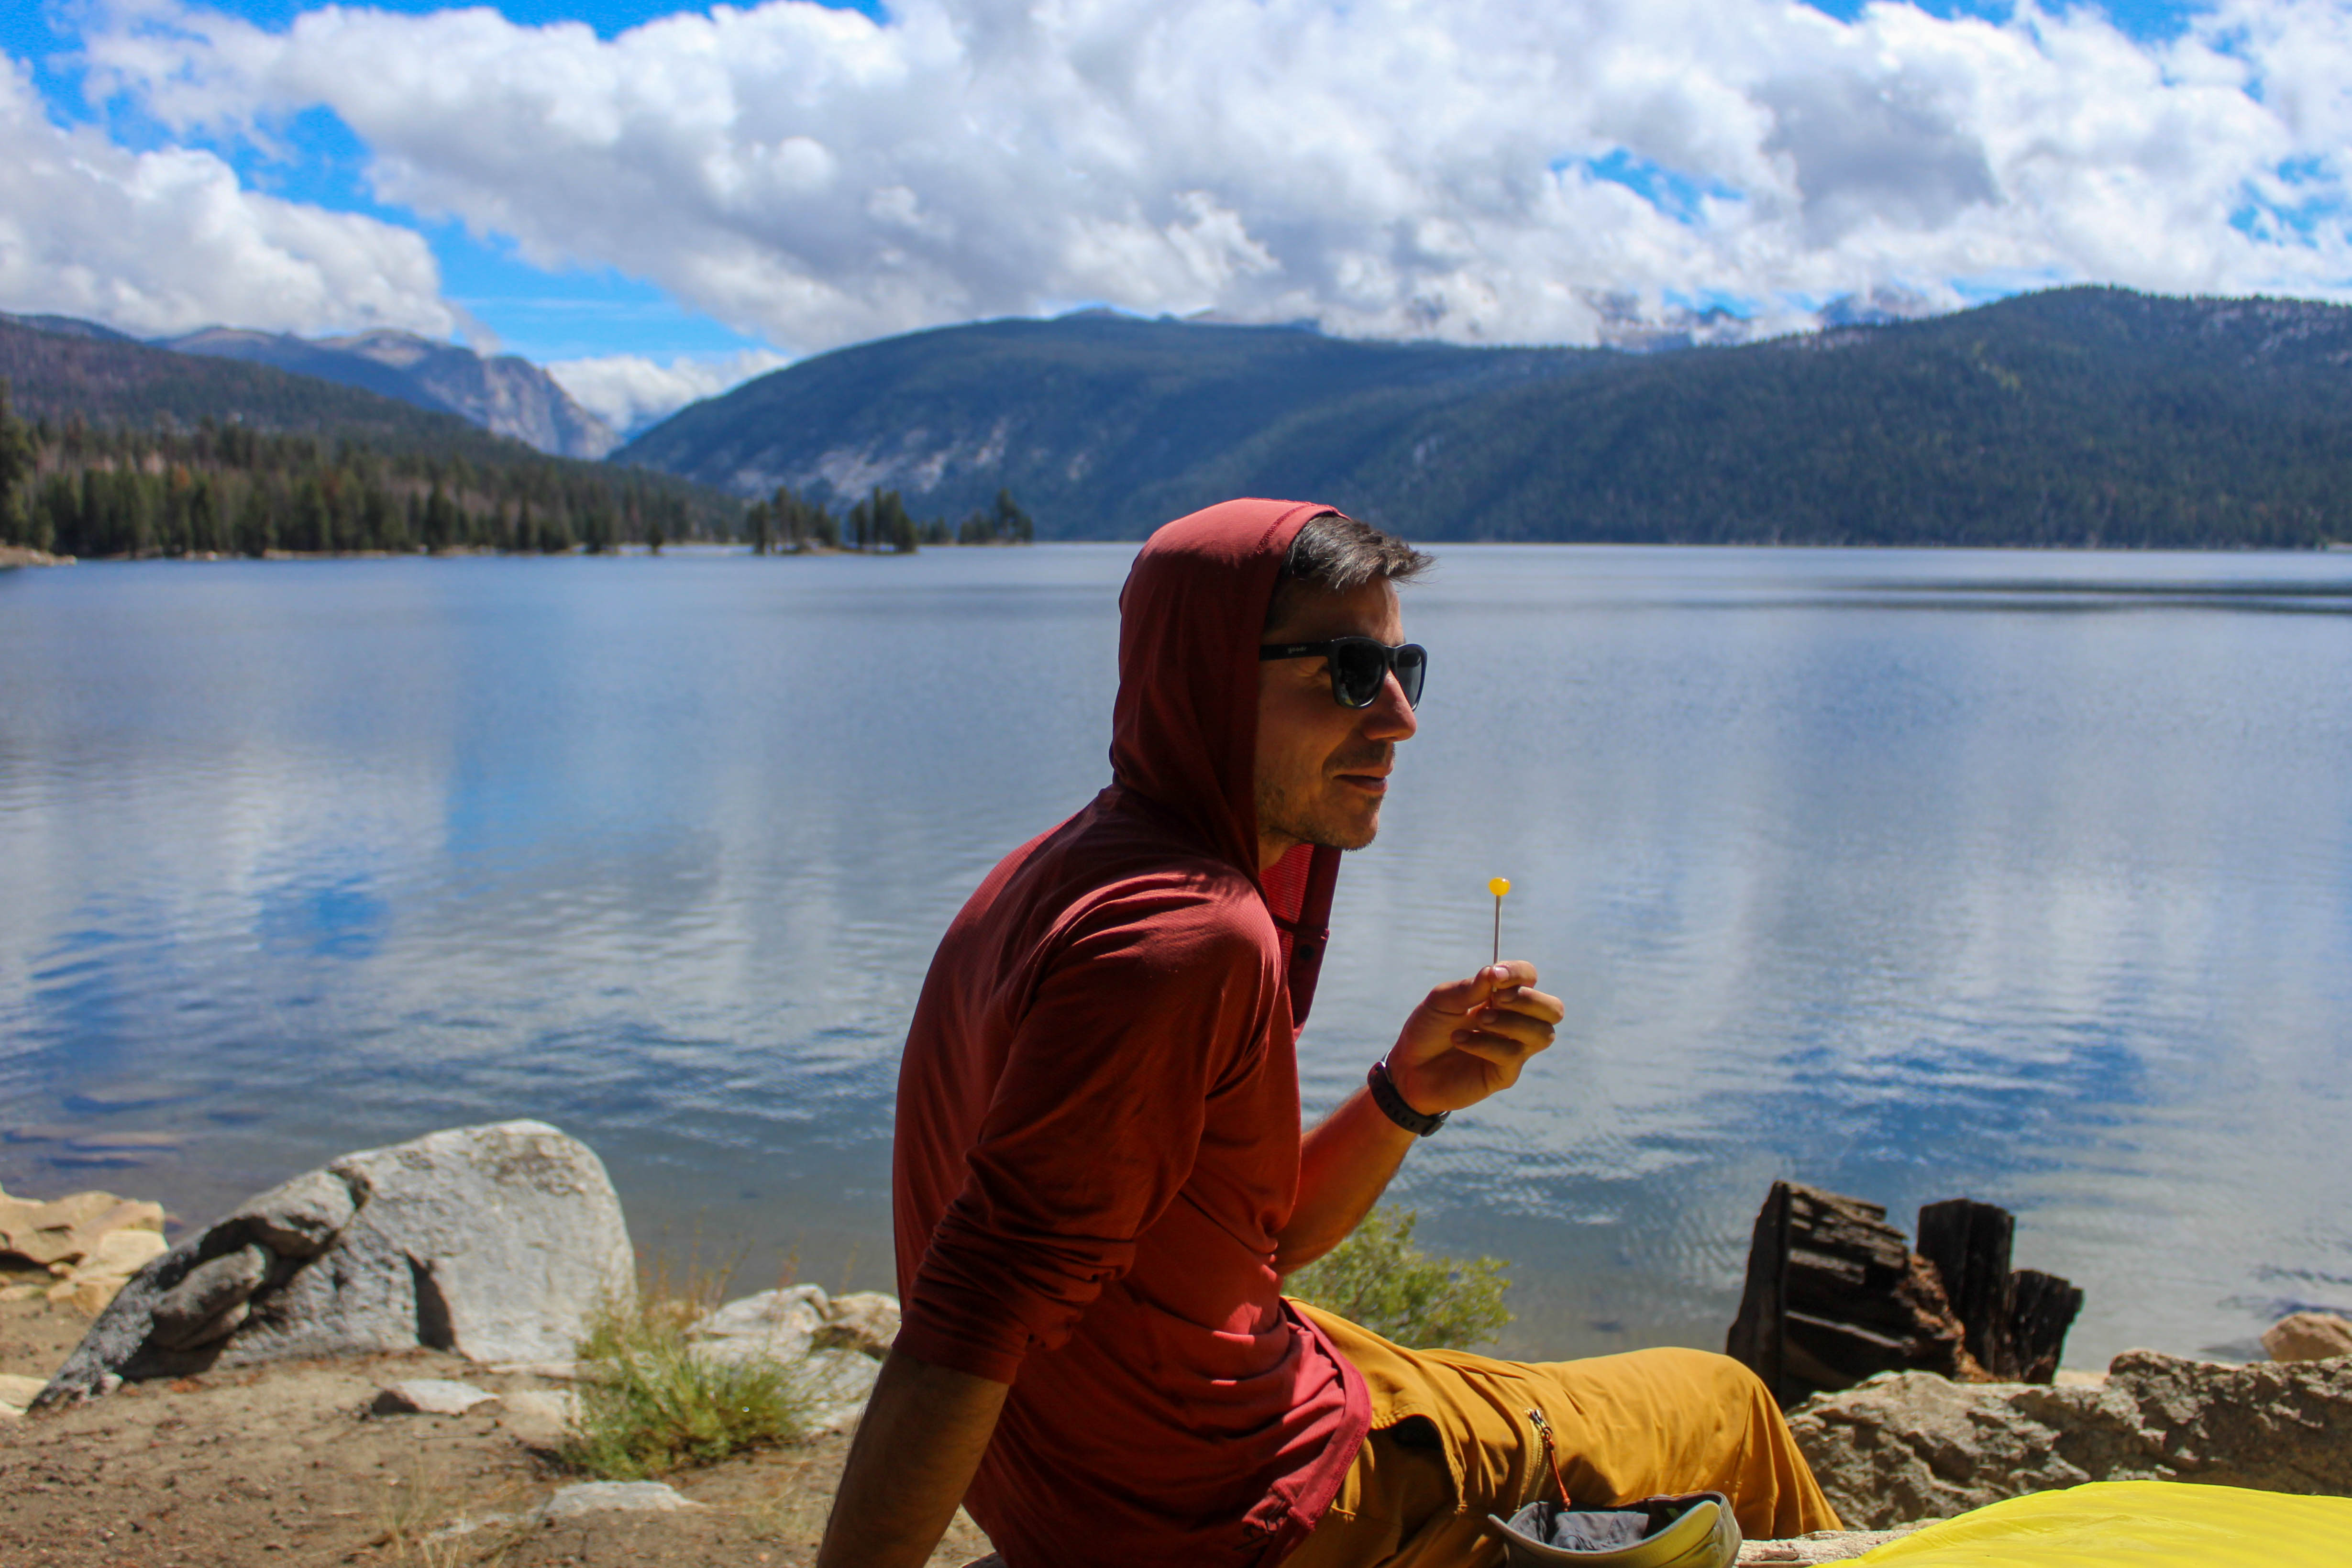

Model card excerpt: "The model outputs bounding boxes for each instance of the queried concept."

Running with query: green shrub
[1286,1205,1513,1350]
[564,1282,806,1480]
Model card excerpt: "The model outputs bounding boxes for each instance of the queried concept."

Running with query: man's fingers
[1491,960,1541,995]
[1439,1036,1531,1089]
[1426,963,1546,1017]
[1427,966,1511,1012]
[1480,985,1565,1026]
[1450,1021,1552,1060]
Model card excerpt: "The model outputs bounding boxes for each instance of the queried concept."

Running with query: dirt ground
[0,1298,994,1568]
[5,1297,1915,1568]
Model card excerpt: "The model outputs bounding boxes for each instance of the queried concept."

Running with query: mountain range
[9,287,2350,550]
[620,287,2352,548]
[3,315,614,460]
[0,311,741,537]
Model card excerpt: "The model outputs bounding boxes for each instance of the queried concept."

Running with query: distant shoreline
[11,539,2348,563]
[0,540,1050,565]
[0,545,72,568]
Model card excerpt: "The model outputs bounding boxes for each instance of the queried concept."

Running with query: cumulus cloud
[65,0,2352,353]
[0,55,457,339]
[545,348,793,434]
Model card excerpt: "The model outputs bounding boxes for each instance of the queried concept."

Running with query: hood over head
[1111,497,1348,1025]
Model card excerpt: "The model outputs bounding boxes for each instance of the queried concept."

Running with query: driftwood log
[1726,1183,2081,1407]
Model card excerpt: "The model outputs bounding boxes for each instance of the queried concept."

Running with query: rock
[73,1225,172,1281]
[791,1345,883,1433]
[1736,1528,1924,1565]
[2264,1311,2352,1364]
[533,1480,699,1521]
[150,1245,273,1350]
[691,1284,903,1369]
[488,1358,582,1380]
[817,1291,902,1358]
[0,1373,48,1417]
[0,1185,166,1272]
[223,1168,355,1259]
[1787,1349,2352,1528]
[497,1387,579,1439]
[693,1284,831,1365]
[34,1223,173,1317]
[35,1120,633,1407]
[370,1378,501,1416]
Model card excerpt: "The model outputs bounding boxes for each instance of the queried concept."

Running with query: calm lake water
[3,545,2348,1368]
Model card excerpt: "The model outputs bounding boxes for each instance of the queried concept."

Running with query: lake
[3,544,2348,1368]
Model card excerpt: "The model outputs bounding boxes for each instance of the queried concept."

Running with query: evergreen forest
[0,388,704,558]
[0,377,1035,562]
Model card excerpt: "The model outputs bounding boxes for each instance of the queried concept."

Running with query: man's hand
[1384,960,1563,1116]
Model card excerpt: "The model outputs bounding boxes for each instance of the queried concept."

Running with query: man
[818,500,1836,1568]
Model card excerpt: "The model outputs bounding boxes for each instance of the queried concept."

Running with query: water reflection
[2,546,2347,1364]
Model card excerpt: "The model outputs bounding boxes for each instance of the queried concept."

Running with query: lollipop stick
[1486,877,1511,997]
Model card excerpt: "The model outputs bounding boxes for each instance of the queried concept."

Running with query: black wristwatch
[1367,1060,1447,1137]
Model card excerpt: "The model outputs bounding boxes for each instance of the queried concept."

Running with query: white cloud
[61,0,2352,354]
[545,347,792,435]
[0,55,457,339]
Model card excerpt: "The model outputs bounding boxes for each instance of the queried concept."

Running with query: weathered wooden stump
[1916,1198,2013,1373]
[1726,1183,2081,1407]
[1917,1197,2084,1382]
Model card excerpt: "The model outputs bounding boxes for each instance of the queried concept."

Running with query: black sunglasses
[1258,637,1427,709]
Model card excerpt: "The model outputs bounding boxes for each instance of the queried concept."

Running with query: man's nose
[1363,672,1417,740]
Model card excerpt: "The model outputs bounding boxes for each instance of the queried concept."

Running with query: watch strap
[1368,1060,1448,1137]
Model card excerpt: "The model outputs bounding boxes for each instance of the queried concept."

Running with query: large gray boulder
[36,1121,632,1407]
[1788,1349,2352,1528]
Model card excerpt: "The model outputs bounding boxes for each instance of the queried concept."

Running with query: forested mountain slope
[1,312,502,450]
[0,315,743,550]
[619,314,1607,535]
[624,289,2352,547]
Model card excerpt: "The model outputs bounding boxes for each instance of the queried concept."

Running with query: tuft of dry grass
[563,1254,808,1481]
[370,1458,538,1567]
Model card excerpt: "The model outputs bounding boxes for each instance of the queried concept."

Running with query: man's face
[1253,578,1418,869]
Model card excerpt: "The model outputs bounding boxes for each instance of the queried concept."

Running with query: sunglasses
[1258,637,1428,709]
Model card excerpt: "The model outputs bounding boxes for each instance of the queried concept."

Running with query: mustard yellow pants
[1284,1304,1841,1568]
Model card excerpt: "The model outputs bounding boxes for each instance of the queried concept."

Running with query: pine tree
[993,486,1035,543]
[0,381,33,548]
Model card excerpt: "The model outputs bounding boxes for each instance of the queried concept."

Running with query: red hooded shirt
[893,498,1372,1567]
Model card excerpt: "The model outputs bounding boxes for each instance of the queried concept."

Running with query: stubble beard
[1257,742,1392,854]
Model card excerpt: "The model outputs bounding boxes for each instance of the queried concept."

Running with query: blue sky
[6,0,2345,427]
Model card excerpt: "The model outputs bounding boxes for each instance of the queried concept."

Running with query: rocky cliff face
[322,331,618,460]
[158,328,619,460]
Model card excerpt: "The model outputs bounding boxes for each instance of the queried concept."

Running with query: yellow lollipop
[1488,877,1511,971]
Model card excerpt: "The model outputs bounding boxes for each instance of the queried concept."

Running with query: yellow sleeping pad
[1853,1480,2352,1566]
